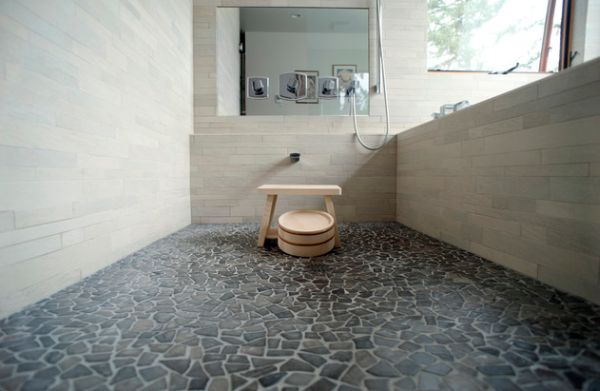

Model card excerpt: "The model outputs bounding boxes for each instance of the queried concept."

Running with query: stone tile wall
[193,0,546,130]
[191,0,547,224]
[396,58,600,304]
[0,0,193,318]
[216,7,240,116]
[190,134,396,223]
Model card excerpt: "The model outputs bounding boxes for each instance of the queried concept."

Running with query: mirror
[216,7,370,116]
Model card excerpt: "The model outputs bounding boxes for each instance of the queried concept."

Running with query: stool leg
[324,195,341,248]
[258,194,277,247]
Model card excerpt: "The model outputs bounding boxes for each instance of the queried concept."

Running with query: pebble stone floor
[1,223,599,391]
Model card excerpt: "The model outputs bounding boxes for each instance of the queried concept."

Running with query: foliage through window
[428,0,563,73]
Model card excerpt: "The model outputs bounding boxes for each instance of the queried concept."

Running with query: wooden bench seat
[257,184,342,196]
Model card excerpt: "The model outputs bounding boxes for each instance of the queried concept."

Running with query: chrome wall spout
[432,100,470,119]
[453,100,470,111]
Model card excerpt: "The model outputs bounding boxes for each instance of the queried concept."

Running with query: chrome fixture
[454,100,470,110]
[317,76,339,99]
[346,80,359,97]
[246,77,269,99]
[276,72,308,101]
[431,100,470,119]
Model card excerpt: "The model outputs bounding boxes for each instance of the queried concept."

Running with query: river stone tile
[367,360,401,377]
[60,364,91,379]
[410,351,436,366]
[396,358,420,376]
[298,353,327,368]
[355,350,378,368]
[364,378,389,390]
[168,372,188,389]
[90,363,112,377]
[143,378,168,391]
[111,366,136,384]
[424,361,452,376]
[353,336,374,349]
[319,363,347,379]
[0,223,598,390]
[73,375,104,391]
[331,351,352,362]
[399,341,421,352]
[486,377,521,391]
[306,377,336,391]
[139,366,167,382]
[43,352,63,365]
[32,366,59,380]
[204,362,225,377]
[285,372,315,386]
[340,364,366,386]
[418,372,443,390]
[21,377,55,391]
[477,364,516,376]
[281,358,314,372]
[242,365,277,379]
[159,359,190,374]
[258,372,286,387]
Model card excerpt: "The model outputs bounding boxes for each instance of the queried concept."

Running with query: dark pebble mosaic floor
[1,223,599,391]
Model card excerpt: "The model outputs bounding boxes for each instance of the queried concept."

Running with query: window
[427,0,564,73]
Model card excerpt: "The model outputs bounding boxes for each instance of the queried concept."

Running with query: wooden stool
[256,184,342,248]
[278,210,335,257]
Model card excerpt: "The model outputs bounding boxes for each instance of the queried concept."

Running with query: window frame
[426,0,573,74]
[559,0,575,70]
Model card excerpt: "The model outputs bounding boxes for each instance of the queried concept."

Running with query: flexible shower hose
[352,0,390,151]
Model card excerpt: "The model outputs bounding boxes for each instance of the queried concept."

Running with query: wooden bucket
[277,210,335,257]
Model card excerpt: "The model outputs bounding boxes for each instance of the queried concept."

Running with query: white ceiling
[239,7,369,34]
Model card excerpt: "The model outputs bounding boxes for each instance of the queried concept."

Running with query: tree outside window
[428,0,563,72]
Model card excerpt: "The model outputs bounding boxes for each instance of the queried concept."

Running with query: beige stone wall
[216,7,240,115]
[585,0,600,61]
[191,134,396,223]
[396,58,600,304]
[0,0,193,318]
[191,0,547,224]
[194,0,546,128]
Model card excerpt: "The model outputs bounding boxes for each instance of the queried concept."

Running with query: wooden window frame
[428,0,578,73]
[559,0,575,70]
[539,0,557,72]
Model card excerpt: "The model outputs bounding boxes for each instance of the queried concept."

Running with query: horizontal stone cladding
[0,0,193,318]
[396,58,600,304]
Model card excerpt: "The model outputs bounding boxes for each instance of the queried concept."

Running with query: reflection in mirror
[318,77,339,99]
[277,73,308,101]
[216,7,369,116]
[246,77,269,99]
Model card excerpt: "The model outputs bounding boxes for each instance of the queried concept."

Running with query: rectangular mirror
[216,7,370,116]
